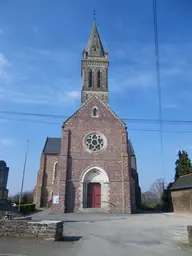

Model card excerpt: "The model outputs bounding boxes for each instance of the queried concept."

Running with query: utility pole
[18,140,29,212]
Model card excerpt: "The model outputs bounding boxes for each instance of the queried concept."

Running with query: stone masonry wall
[41,155,58,207]
[34,154,59,208]
[171,189,192,213]
[0,220,63,241]
[51,130,69,213]
[33,154,46,208]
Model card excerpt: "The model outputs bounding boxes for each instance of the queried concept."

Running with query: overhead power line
[153,0,164,188]
[2,110,192,125]
[2,116,192,134]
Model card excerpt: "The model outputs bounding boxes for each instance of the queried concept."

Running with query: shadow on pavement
[63,236,82,242]
[63,220,79,223]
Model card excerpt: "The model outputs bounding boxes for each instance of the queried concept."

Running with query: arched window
[52,162,58,185]
[97,70,101,88]
[88,69,92,88]
[55,162,58,177]
[92,107,98,117]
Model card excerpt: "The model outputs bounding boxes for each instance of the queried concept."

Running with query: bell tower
[81,22,109,104]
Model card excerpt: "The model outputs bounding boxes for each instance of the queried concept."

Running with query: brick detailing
[171,189,192,213]
[53,96,134,213]
[0,220,63,241]
[34,96,140,213]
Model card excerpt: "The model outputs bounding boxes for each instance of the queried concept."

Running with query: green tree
[175,150,192,180]
[161,182,173,212]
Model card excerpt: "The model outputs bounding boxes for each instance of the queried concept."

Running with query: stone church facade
[34,22,141,213]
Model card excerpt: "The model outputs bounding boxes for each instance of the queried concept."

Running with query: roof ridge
[180,173,192,178]
[64,94,126,127]
[48,137,60,139]
[42,137,48,153]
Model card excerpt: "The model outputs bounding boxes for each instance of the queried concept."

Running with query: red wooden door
[87,183,101,208]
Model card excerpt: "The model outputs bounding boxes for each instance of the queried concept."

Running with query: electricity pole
[18,140,29,212]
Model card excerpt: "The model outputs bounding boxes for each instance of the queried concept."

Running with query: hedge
[15,204,36,214]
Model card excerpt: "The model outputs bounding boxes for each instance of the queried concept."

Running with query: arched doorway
[87,183,101,208]
[80,167,109,210]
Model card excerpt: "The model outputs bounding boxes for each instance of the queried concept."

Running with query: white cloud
[65,90,80,100]
[20,47,79,68]
[0,139,14,146]
[3,41,192,107]
[0,86,80,106]
[32,27,39,33]
[0,52,10,82]
[163,104,179,110]
[0,28,4,35]
[106,41,192,103]
[109,67,156,92]
[0,52,7,68]
[0,47,82,106]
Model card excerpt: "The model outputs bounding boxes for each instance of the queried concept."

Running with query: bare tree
[8,190,33,204]
[150,178,167,199]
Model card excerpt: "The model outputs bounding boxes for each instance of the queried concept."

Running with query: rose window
[84,133,106,152]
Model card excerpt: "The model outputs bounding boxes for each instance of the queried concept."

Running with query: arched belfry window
[92,107,98,117]
[97,70,101,88]
[88,69,92,88]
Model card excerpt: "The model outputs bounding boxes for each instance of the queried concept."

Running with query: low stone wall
[0,220,63,241]
[187,226,192,246]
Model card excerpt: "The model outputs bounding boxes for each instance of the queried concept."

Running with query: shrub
[140,202,161,211]
[15,204,36,214]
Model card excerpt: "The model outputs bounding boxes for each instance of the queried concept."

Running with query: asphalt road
[0,211,192,256]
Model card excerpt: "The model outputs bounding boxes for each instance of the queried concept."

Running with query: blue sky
[1,0,192,194]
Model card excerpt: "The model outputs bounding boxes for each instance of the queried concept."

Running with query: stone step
[76,208,109,213]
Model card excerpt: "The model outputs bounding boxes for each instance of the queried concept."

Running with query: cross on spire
[93,9,96,21]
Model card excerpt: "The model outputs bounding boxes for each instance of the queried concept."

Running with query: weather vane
[93,9,96,21]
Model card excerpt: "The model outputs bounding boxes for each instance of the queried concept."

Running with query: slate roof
[128,139,135,156]
[42,137,136,157]
[43,137,61,155]
[169,173,192,191]
[85,22,105,57]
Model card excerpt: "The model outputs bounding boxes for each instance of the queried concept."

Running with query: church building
[34,21,141,213]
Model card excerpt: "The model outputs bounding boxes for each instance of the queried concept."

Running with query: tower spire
[85,21,105,57]
[81,21,109,105]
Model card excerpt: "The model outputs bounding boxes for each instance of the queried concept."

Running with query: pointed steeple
[85,22,105,57]
[81,21,109,105]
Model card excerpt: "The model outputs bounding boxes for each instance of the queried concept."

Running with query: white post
[18,140,29,212]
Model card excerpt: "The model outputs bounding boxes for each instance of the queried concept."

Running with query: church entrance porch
[87,183,101,208]
[79,167,109,212]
